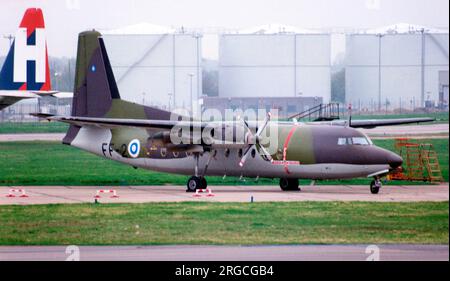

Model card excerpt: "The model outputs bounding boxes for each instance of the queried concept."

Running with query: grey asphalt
[1,184,448,205]
[0,244,447,261]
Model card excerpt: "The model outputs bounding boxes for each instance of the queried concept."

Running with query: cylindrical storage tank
[102,25,202,110]
[219,32,331,102]
[346,28,449,110]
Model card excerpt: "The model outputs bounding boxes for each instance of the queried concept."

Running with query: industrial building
[102,23,202,110]
[345,24,449,111]
[202,96,323,118]
[218,25,331,107]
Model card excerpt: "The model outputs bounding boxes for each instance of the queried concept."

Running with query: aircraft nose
[387,152,403,169]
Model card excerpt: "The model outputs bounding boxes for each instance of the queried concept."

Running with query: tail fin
[70,31,120,117]
[70,31,172,119]
[0,8,51,91]
[63,30,177,144]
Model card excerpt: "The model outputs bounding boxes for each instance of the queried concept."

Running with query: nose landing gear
[279,178,300,191]
[370,178,382,194]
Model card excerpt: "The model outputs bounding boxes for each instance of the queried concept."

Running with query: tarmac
[0,244,447,261]
[0,184,448,205]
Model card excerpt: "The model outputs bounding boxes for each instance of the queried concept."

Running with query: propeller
[239,112,273,167]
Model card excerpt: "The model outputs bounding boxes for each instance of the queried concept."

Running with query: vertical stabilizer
[71,31,120,118]
[0,8,51,91]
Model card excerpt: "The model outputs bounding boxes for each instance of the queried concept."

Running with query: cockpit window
[352,137,369,145]
[337,138,347,145]
[337,137,372,146]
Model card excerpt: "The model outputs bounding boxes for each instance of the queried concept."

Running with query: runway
[0,244,447,261]
[0,184,448,205]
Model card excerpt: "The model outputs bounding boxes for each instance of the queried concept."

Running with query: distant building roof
[102,22,176,34]
[361,23,448,35]
[236,23,321,34]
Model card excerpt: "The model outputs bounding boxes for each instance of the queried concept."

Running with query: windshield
[337,136,372,146]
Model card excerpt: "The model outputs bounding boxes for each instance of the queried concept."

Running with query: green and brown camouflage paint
[64,31,403,169]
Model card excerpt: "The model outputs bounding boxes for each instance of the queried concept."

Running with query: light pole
[377,33,383,112]
[188,73,194,112]
[168,93,172,111]
[3,34,14,47]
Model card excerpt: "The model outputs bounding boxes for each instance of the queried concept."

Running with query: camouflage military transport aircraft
[34,31,434,194]
[0,8,71,111]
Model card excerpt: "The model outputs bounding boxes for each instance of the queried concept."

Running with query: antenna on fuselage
[346,103,352,127]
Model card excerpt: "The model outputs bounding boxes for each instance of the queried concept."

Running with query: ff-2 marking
[102,142,114,157]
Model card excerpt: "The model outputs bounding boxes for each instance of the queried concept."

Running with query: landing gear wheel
[200,177,207,189]
[187,176,201,192]
[279,178,300,191]
[370,179,381,194]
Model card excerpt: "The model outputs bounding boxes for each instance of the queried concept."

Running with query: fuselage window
[251,149,256,158]
[238,149,243,158]
[225,148,230,157]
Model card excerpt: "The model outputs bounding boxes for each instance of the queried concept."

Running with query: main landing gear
[279,178,300,191]
[370,177,382,194]
[186,152,213,192]
[187,176,207,192]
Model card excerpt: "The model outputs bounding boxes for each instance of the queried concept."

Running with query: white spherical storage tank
[345,24,449,110]
[102,23,202,110]
[219,28,331,102]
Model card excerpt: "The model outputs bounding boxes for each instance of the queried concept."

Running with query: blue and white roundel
[127,139,140,158]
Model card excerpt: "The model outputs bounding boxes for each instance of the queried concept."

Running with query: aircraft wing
[1,91,73,111]
[309,117,435,129]
[30,113,204,130]
[31,91,73,98]
[0,91,38,110]
[32,114,436,130]
[51,92,73,98]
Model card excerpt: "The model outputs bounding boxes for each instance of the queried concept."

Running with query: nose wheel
[370,178,382,194]
[279,178,300,191]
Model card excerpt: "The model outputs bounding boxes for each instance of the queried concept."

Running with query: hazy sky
[0,0,448,58]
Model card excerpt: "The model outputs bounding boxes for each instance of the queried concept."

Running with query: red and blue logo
[0,8,51,91]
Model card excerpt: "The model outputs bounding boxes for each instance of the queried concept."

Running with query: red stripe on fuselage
[282,124,298,174]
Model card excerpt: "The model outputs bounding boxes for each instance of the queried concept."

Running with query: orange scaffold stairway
[390,138,444,182]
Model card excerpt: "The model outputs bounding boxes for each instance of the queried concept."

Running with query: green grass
[349,112,449,122]
[0,139,447,186]
[0,201,447,245]
[290,111,449,123]
[0,122,69,134]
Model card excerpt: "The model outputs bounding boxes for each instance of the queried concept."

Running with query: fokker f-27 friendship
[34,31,434,194]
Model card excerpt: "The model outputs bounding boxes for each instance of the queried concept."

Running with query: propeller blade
[238,145,253,167]
[242,119,253,140]
[256,112,271,138]
[257,144,273,162]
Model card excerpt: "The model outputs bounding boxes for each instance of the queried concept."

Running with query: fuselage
[68,122,402,180]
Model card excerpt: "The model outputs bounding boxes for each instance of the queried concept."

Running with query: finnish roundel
[127,139,140,158]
